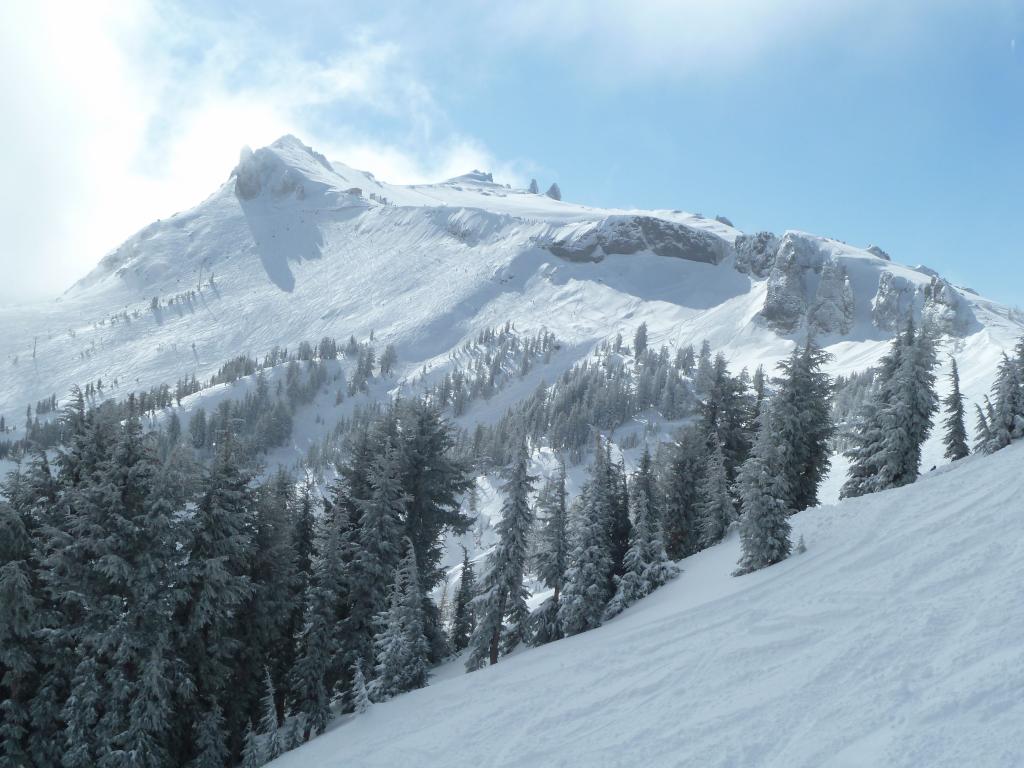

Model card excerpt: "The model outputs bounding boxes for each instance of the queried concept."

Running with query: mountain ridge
[0,135,1020,480]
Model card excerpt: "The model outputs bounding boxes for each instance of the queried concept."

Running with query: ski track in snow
[272,442,1024,768]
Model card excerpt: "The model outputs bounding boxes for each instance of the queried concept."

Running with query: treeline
[467,334,727,467]
[0,395,472,767]
[418,324,559,416]
[456,339,836,675]
[0,333,397,463]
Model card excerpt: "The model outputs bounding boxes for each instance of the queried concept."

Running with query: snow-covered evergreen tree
[842,320,938,497]
[771,340,834,511]
[658,427,704,559]
[735,402,793,575]
[987,352,1024,452]
[350,660,371,714]
[633,322,648,360]
[466,443,536,670]
[558,444,616,637]
[187,699,230,768]
[176,431,256,751]
[449,547,476,652]
[698,441,734,547]
[260,667,282,762]
[289,502,352,739]
[942,357,970,460]
[241,720,262,768]
[349,437,406,674]
[529,460,569,645]
[372,540,430,698]
[604,455,678,619]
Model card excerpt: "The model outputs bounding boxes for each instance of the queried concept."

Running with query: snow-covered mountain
[268,440,1024,768]
[1,135,1020,476]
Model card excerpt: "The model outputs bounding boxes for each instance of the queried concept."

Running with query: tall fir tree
[289,502,352,740]
[558,443,616,637]
[987,352,1024,452]
[529,460,569,645]
[735,402,793,575]
[771,340,834,511]
[371,540,430,699]
[174,430,256,763]
[396,401,473,662]
[604,461,678,619]
[842,319,938,497]
[466,443,536,670]
[657,427,704,559]
[348,437,406,685]
[259,668,282,762]
[350,660,371,714]
[449,547,476,653]
[942,357,970,460]
[697,441,734,547]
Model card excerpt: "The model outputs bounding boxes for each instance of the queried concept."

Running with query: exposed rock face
[760,233,824,332]
[734,231,779,278]
[541,216,728,265]
[923,276,974,336]
[809,259,856,335]
[871,272,914,332]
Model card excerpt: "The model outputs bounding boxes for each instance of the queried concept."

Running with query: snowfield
[271,442,1024,768]
[0,135,1020,487]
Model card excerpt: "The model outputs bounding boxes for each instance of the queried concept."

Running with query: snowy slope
[270,442,1024,768]
[0,135,1020,483]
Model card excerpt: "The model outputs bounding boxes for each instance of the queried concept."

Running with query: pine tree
[347,436,406,679]
[466,443,535,670]
[529,460,569,645]
[842,320,938,497]
[735,402,792,575]
[175,431,255,760]
[350,660,371,714]
[771,340,834,511]
[658,427,704,559]
[974,400,994,454]
[395,401,473,662]
[187,699,230,768]
[371,541,430,699]
[289,503,351,739]
[698,441,734,547]
[942,357,969,460]
[449,547,476,652]
[558,445,615,637]
[604,464,678,619]
[633,322,648,360]
[260,668,282,761]
[988,352,1024,451]
[241,721,262,768]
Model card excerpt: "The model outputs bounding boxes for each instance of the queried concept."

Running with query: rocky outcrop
[540,216,728,265]
[734,231,779,278]
[809,260,856,335]
[922,276,974,336]
[760,233,825,332]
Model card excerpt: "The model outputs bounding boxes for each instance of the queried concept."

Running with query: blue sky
[1,1,1021,304]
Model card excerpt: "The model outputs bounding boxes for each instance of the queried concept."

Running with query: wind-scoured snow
[0,135,1020,493]
[271,442,1024,768]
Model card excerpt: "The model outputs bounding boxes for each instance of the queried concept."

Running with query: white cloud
[0,2,506,300]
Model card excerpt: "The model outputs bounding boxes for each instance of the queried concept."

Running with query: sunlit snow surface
[270,442,1024,768]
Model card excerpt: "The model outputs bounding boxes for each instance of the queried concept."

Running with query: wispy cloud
[0,1,505,298]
